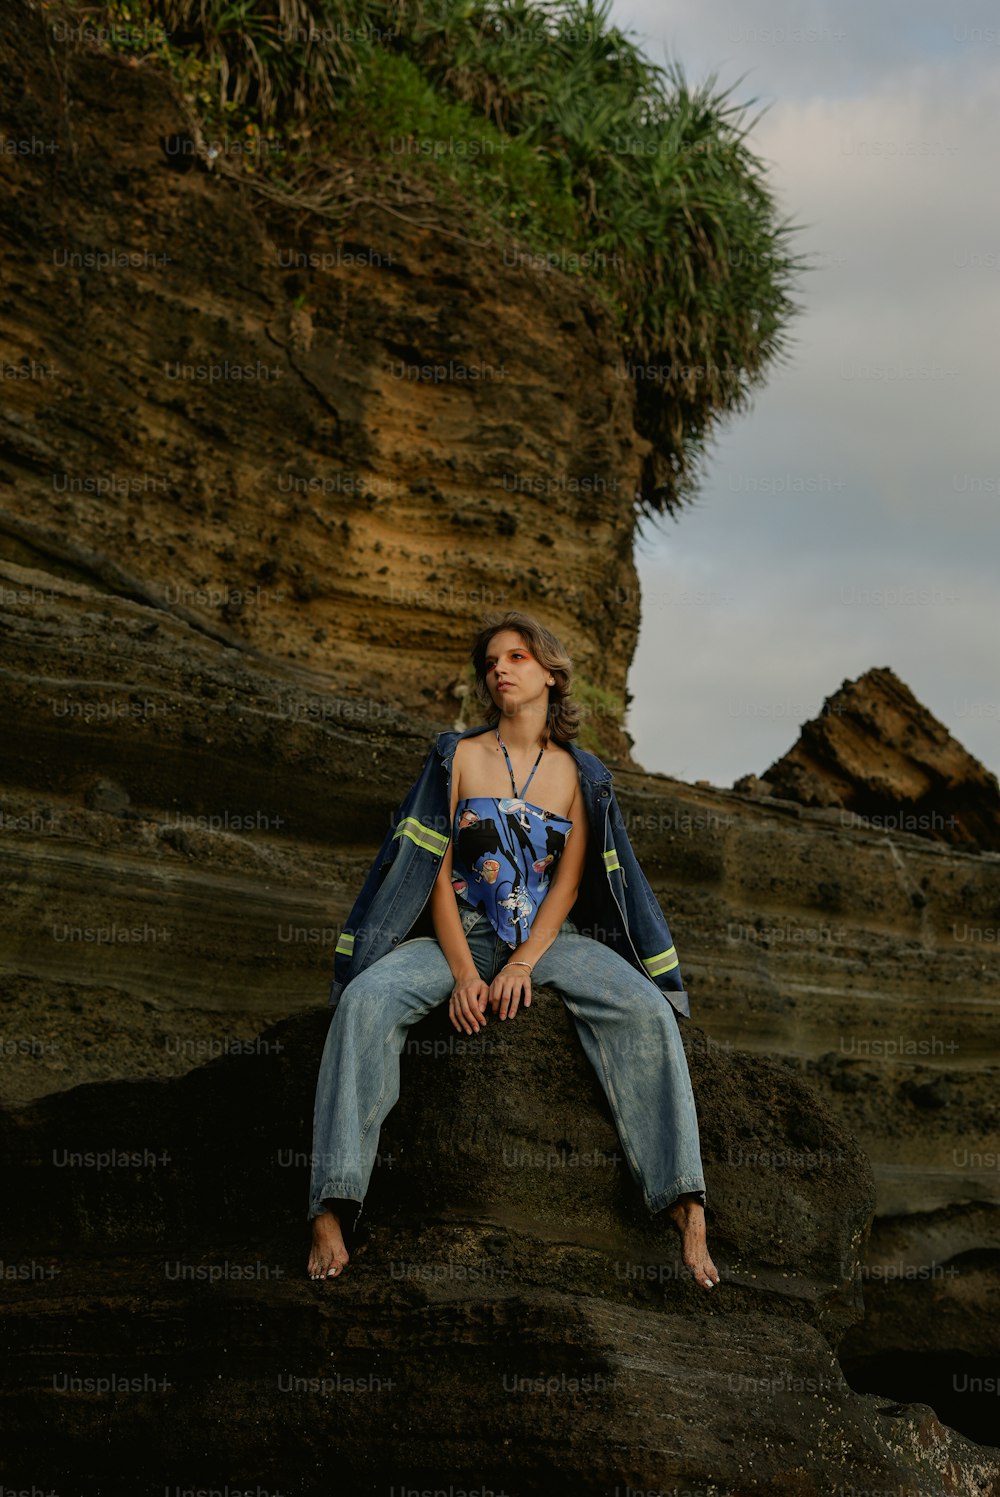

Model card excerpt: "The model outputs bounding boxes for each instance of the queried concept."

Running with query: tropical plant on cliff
[66,0,807,517]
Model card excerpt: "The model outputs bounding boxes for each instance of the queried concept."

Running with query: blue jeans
[307,909,707,1225]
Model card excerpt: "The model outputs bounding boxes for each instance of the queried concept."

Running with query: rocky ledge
[2,556,1000,1485]
[3,985,999,1496]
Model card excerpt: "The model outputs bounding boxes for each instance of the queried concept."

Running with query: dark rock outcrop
[754,667,1000,852]
[4,989,999,1495]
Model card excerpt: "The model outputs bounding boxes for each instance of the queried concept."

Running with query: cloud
[615,0,1000,100]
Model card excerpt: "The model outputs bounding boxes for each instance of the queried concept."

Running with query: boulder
[3,983,998,1493]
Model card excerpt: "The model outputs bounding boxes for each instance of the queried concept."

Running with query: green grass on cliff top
[60,0,809,518]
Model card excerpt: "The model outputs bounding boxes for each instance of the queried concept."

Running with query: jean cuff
[646,1176,707,1214]
[307,1181,364,1223]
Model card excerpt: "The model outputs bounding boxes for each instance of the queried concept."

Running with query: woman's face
[483,629,552,714]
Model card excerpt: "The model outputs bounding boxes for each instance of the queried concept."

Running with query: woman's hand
[449,973,490,1035]
[488,964,532,1021]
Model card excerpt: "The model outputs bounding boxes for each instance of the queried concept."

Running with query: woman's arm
[430,844,477,981]
[430,741,491,1035]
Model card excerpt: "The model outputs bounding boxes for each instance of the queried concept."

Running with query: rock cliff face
[751,667,1000,853]
[0,0,642,759]
[2,559,1000,1490]
[3,0,1000,1489]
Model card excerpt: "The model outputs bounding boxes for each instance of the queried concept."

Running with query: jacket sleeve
[609,789,687,995]
[328,743,439,1005]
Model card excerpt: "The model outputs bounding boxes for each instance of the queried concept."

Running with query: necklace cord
[495,728,544,799]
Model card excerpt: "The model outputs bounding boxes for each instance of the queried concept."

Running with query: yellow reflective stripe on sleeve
[603,849,621,873]
[392,817,449,857]
[642,947,678,976]
[335,933,354,956]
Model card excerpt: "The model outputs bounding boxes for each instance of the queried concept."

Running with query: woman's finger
[452,984,487,1034]
[458,994,479,1029]
[457,1000,479,1035]
[496,975,530,1021]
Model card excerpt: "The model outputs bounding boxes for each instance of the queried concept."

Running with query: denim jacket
[329,724,690,1018]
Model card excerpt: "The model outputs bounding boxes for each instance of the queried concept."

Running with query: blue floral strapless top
[451,796,573,949]
[451,732,573,949]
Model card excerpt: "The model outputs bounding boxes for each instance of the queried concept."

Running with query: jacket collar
[435,723,612,786]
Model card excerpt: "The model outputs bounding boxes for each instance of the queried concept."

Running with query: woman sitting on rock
[307,609,719,1290]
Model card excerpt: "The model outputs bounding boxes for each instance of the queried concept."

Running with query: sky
[611,0,999,786]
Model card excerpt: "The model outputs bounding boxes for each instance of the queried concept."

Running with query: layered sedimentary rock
[2,0,1000,1482]
[752,666,1000,852]
[0,0,642,759]
[2,557,1000,1481]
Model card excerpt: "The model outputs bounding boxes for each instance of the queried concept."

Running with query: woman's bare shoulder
[455,731,578,772]
[453,734,489,762]
[452,733,494,774]
[546,738,583,780]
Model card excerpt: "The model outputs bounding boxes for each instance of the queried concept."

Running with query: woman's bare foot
[667,1192,720,1290]
[307,1208,350,1281]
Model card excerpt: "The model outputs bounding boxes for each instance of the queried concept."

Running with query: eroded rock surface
[3,980,996,1495]
[0,0,642,758]
[2,0,999,1478]
[5,556,999,1467]
[754,666,1000,852]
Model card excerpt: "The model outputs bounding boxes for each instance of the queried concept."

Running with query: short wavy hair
[469,610,581,743]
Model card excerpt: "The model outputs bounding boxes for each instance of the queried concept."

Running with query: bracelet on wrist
[502,960,533,973]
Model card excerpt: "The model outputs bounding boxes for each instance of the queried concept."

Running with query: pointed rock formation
[754,667,1000,851]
